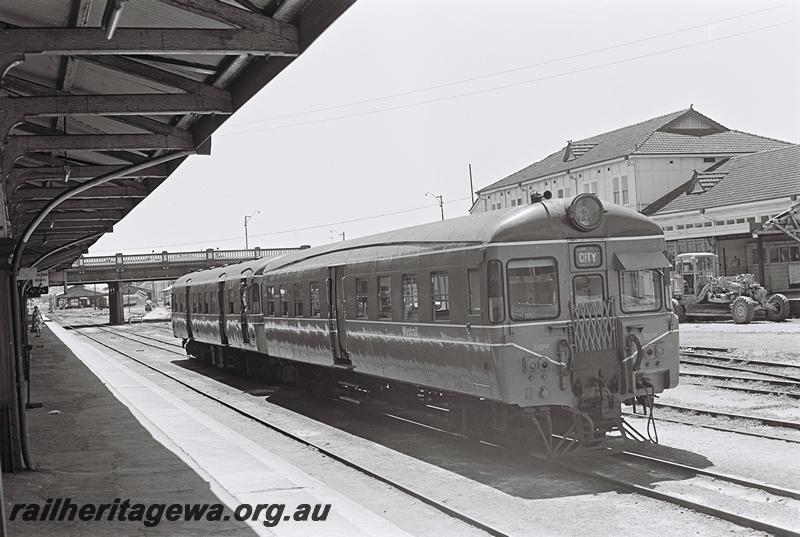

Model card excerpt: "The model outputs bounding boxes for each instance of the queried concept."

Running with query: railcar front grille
[569,298,618,353]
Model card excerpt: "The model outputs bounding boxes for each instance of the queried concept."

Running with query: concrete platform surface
[3,324,415,537]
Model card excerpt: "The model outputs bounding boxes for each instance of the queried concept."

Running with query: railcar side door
[327,265,351,366]
[218,274,228,345]
[184,281,193,339]
[239,276,250,344]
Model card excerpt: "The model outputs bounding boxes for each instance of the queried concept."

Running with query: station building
[471,107,799,291]
[644,145,799,292]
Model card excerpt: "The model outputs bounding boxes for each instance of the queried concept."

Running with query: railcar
[173,194,679,452]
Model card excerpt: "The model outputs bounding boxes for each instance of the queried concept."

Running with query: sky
[87,0,800,256]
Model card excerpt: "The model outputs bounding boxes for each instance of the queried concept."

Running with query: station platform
[3,324,255,536]
[3,323,417,537]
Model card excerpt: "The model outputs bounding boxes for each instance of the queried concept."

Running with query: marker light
[568,194,604,231]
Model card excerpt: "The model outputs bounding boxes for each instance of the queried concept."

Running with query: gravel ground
[680,318,800,355]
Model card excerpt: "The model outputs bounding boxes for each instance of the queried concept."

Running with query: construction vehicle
[671,252,790,324]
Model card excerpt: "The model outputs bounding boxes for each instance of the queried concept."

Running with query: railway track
[653,402,800,431]
[680,358,800,384]
[55,320,800,537]
[681,351,800,372]
[55,320,513,537]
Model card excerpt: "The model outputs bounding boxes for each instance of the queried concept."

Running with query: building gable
[657,108,727,137]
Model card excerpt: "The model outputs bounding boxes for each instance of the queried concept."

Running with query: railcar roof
[174,198,661,285]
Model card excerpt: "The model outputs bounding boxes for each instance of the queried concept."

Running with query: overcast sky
[87,0,800,255]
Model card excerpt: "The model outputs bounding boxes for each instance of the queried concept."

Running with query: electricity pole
[468,163,475,205]
[426,192,444,221]
[244,210,259,249]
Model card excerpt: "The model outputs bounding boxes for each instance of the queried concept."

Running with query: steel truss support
[8,164,169,191]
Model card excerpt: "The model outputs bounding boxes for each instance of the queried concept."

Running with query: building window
[310,282,320,317]
[557,189,564,198]
[401,274,418,320]
[613,176,629,204]
[583,181,598,194]
[517,198,522,205]
[467,269,481,314]
[703,157,715,163]
[355,278,368,318]
[791,246,800,262]
[511,199,516,207]
[431,272,450,321]
[279,285,288,316]
[293,282,304,317]
[378,276,392,319]
[769,248,780,263]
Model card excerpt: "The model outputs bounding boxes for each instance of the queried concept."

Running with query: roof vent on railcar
[567,193,605,231]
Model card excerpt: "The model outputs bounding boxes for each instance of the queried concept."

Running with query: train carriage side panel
[260,267,332,366]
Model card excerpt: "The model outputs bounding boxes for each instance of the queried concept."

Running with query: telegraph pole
[244,210,259,249]
[426,192,444,221]
[468,163,475,205]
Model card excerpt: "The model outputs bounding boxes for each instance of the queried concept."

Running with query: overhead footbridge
[0,0,355,476]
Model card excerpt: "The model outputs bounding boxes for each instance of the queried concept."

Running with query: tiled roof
[651,145,800,215]
[635,130,790,154]
[477,108,792,194]
[477,109,689,193]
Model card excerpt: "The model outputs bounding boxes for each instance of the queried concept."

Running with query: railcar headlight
[567,194,604,231]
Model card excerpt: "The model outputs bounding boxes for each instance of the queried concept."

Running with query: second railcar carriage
[173,194,679,450]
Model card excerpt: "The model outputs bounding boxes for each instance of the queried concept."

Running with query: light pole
[426,192,444,221]
[244,210,259,250]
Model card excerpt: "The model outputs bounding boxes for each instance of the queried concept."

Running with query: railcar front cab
[489,194,678,443]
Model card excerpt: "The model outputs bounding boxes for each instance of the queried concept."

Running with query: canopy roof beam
[0,27,299,57]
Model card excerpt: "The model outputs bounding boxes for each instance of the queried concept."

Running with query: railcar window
[293,283,305,317]
[467,269,481,314]
[507,258,559,321]
[573,274,604,305]
[265,286,276,316]
[228,289,234,314]
[401,274,419,320]
[431,272,450,321]
[204,292,209,314]
[378,276,392,319]
[249,283,260,314]
[355,278,368,318]
[191,294,196,314]
[620,270,662,313]
[487,260,504,322]
[279,286,288,316]
[239,283,248,313]
[310,282,321,317]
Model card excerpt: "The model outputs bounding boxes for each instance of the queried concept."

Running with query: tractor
[671,252,790,324]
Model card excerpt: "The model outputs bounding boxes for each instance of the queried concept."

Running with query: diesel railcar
[173,194,678,452]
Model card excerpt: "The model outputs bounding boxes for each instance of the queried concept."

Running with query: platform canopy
[0,0,354,272]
